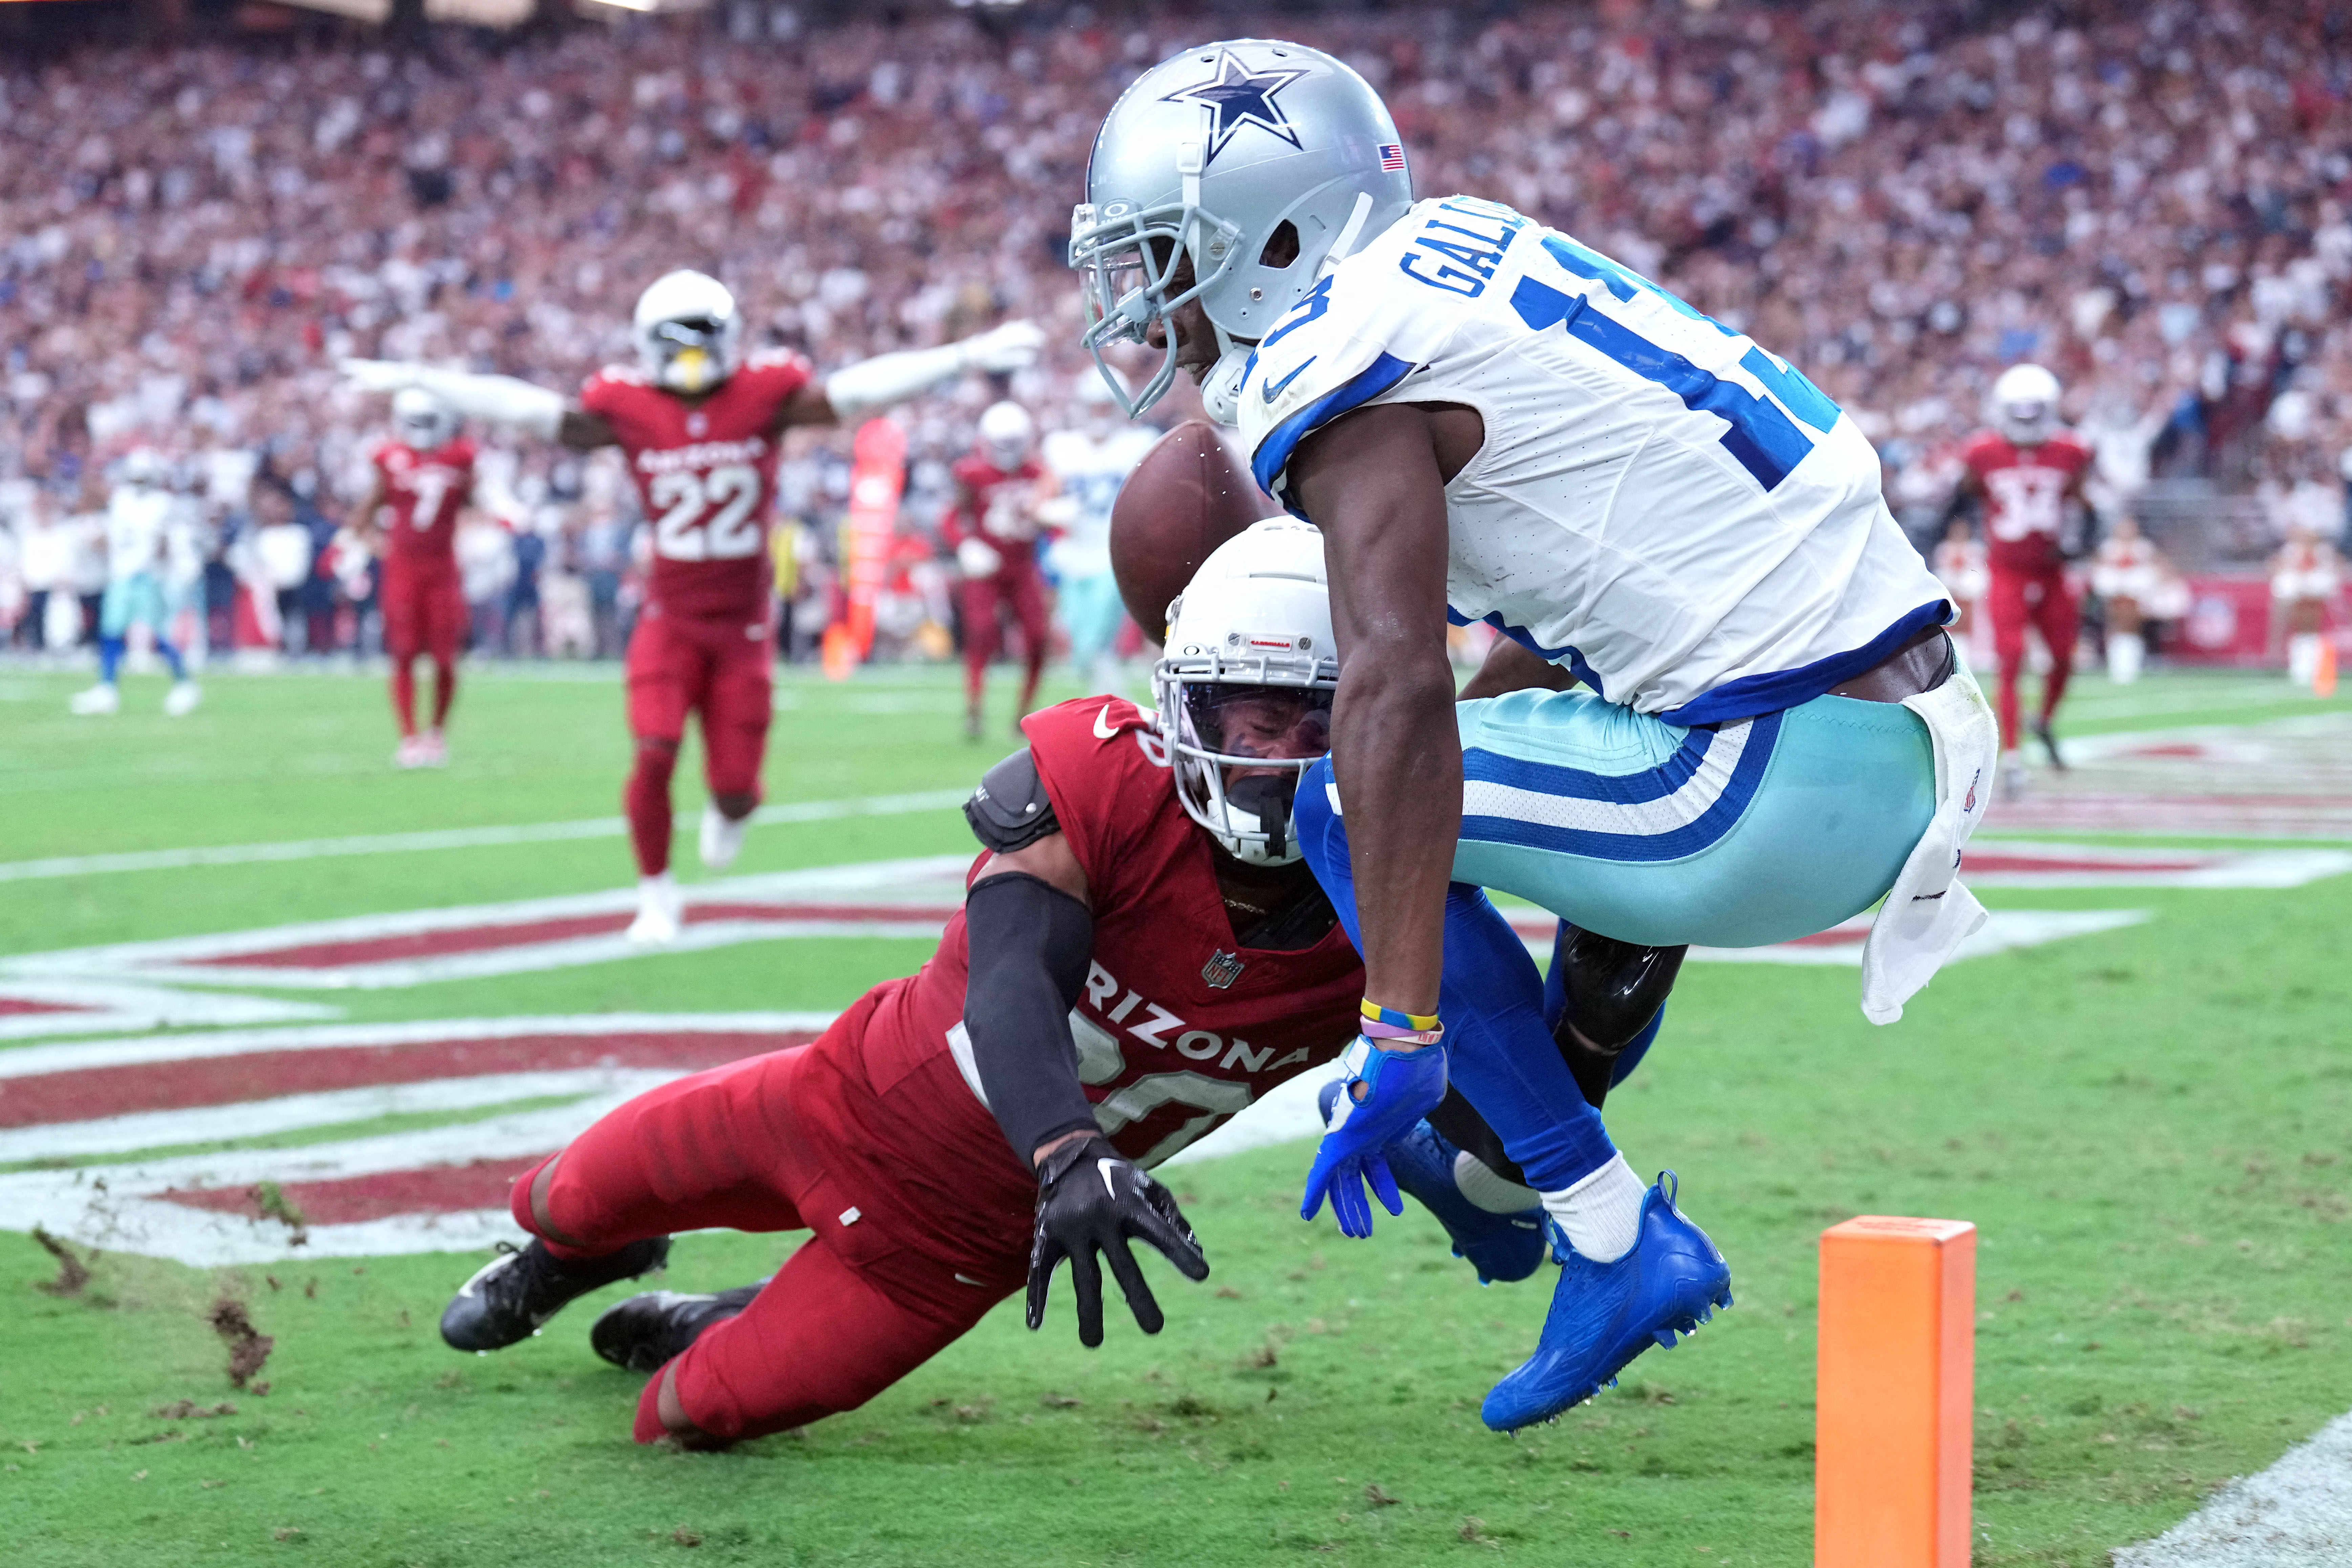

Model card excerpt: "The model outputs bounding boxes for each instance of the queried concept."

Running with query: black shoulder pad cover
[964,747,1060,853]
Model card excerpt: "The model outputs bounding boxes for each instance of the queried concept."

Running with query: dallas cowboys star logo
[1160,51,1313,164]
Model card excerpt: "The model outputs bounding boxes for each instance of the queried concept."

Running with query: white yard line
[0,1012,839,1080]
[2,1068,680,1164]
[2112,1410,2352,1567]
[0,790,968,885]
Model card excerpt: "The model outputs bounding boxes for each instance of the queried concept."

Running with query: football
[1109,419,1275,641]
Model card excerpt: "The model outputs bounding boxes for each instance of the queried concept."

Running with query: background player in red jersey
[342,271,1042,942]
[351,389,476,768]
[1952,363,2095,776]
[944,400,1059,739]
[430,522,1386,1446]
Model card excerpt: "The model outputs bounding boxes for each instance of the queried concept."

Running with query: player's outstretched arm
[787,320,1045,429]
[1288,402,1464,1023]
[962,766,1207,1345]
[338,360,611,449]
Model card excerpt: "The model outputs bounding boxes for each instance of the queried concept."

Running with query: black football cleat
[2031,718,2067,770]
[440,1236,672,1353]
[591,1281,768,1373]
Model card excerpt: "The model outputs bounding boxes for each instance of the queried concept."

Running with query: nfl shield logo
[1201,950,1246,989]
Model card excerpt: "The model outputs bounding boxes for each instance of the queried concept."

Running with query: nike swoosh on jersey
[1093,706,1122,740]
[1262,357,1316,403]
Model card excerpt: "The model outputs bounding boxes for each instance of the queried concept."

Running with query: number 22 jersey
[1238,196,1952,727]
[581,351,812,623]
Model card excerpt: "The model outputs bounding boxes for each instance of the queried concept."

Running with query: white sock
[1541,1153,1646,1263]
[1453,1150,1540,1215]
[2107,633,2143,684]
[2289,633,2321,687]
[640,870,677,902]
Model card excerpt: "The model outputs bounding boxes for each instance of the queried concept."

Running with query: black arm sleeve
[963,871,1100,1170]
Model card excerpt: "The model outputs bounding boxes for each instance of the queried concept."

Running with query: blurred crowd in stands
[2,0,2349,660]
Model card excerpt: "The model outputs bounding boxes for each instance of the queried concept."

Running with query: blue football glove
[1300,1036,1449,1238]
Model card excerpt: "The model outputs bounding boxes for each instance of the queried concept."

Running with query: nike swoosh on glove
[1300,1036,1450,1239]
[1026,1134,1209,1348]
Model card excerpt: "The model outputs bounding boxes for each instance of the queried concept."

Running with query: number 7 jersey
[1238,196,1952,726]
[582,350,813,622]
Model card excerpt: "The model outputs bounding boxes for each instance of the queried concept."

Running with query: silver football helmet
[1072,40,1413,419]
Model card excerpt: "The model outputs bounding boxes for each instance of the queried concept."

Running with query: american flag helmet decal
[1377,143,1406,171]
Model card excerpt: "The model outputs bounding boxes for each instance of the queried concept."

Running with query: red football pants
[381,568,465,737]
[622,610,774,876]
[511,1048,1015,1444]
[960,563,1050,710]
[1985,566,2076,748]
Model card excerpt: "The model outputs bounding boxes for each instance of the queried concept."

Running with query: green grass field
[2,663,2348,1567]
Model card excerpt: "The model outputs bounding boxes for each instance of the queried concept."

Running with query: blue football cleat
[1480,1172,1732,1433]
[1317,1081,1548,1284]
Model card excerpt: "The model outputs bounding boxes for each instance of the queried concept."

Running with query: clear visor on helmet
[1071,201,1241,420]
[1153,649,1337,864]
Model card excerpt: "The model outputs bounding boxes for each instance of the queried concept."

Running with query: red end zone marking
[186,903,961,970]
[159,1157,549,1225]
[0,1029,817,1129]
[1962,852,2210,874]
[0,997,89,1017]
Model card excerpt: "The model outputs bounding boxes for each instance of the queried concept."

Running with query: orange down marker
[1816,1217,1976,1568]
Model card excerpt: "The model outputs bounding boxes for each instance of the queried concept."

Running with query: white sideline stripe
[1639,909,2147,968]
[2,857,972,975]
[3,1068,683,1164]
[7,1061,1343,1266]
[0,790,969,885]
[0,1011,840,1080]
[31,1197,523,1267]
[140,920,962,993]
[1957,841,2352,890]
[2113,1410,2352,1567]
[0,979,333,1041]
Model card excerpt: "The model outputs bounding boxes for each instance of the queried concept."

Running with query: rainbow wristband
[1360,999,1444,1045]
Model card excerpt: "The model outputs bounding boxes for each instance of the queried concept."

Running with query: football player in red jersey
[944,400,1059,739]
[430,521,1551,1447]
[1952,363,2094,775]
[352,389,476,768]
[344,273,1042,941]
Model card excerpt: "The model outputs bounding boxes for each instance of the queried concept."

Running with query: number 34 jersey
[845,694,1366,1188]
[581,351,812,623]
[1238,196,1952,727]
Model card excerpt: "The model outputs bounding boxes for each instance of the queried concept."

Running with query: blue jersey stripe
[1252,352,1415,500]
[1460,710,1782,863]
[1447,608,1609,702]
[1463,727,1715,806]
[1656,601,1954,727]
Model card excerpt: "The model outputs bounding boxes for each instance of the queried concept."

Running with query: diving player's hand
[1301,1037,1450,1239]
[1026,1134,1208,1348]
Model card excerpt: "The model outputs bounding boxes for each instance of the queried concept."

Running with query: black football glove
[1026,1134,1209,1348]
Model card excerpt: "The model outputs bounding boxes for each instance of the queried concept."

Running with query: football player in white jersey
[69,449,202,718]
[1040,377,1159,691]
[1073,40,2000,1431]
